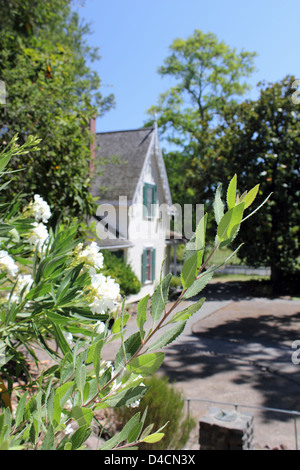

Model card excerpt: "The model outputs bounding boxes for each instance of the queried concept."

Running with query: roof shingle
[91,127,154,203]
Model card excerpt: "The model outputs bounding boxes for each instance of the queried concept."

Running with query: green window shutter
[152,248,156,281]
[141,249,147,284]
[152,185,157,204]
[152,185,157,217]
[143,184,148,218]
[143,183,157,218]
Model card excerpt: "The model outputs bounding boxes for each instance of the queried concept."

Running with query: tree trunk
[270,262,282,290]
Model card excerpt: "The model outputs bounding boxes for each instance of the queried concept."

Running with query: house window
[141,247,156,283]
[143,183,157,218]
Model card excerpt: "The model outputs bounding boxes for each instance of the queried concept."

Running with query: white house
[90,120,183,301]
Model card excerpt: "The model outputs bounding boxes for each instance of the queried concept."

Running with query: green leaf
[103,385,148,408]
[25,282,52,301]
[183,235,197,263]
[0,223,13,236]
[217,202,245,242]
[147,321,186,351]
[83,377,98,405]
[99,432,124,450]
[0,440,9,450]
[150,273,172,324]
[126,352,165,376]
[70,406,93,427]
[46,390,55,425]
[168,297,206,323]
[15,391,28,428]
[115,332,142,371]
[55,263,84,301]
[226,174,237,209]
[241,184,260,209]
[35,255,67,284]
[181,252,202,289]
[61,363,74,384]
[64,442,72,450]
[86,337,103,364]
[69,425,91,450]
[0,153,13,172]
[40,424,55,450]
[52,394,62,428]
[140,423,154,441]
[120,413,141,443]
[195,212,207,251]
[136,294,150,340]
[55,382,75,408]
[128,422,143,444]
[241,192,272,223]
[75,352,87,399]
[142,432,165,444]
[94,340,104,383]
[213,183,224,225]
[0,408,11,442]
[111,314,130,334]
[182,270,214,299]
[50,321,71,356]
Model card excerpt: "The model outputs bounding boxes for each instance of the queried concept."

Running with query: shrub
[170,275,182,288]
[102,250,141,297]
[113,374,196,450]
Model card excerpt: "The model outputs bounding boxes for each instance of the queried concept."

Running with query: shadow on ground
[160,281,300,423]
[198,279,274,301]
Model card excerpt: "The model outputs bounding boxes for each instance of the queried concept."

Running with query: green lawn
[212,273,270,282]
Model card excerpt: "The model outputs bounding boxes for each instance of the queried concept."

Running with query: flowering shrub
[0,135,267,450]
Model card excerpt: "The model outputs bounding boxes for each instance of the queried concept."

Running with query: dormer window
[143,183,157,218]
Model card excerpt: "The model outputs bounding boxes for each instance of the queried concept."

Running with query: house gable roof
[90,126,172,206]
[91,127,154,204]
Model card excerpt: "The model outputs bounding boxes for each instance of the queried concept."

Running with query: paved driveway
[102,281,300,450]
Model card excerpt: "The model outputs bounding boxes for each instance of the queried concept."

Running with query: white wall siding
[126,153,169,300]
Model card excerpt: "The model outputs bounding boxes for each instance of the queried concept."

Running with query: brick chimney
[89,115,97,175]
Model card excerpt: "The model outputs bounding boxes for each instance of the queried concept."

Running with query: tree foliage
[213,76,300,285]
[147,29,256,207]
[149,30,299,286]
[0,0,114,224]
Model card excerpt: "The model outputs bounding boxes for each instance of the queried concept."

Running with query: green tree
[148,29,256,208]
[214,76,300,286]
[0,0,114,224]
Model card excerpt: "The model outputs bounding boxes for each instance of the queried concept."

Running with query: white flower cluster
[0,250,19,277]
[28,222,49,252]
[76,241,104,275]
[26,195,51,253]
[89,273,120,314]
[30,194,51,224]
[9,274,33,304]
[75,241,120,315]
[94,320,106,334]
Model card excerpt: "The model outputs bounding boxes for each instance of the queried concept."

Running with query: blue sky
[74,0,300,134]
